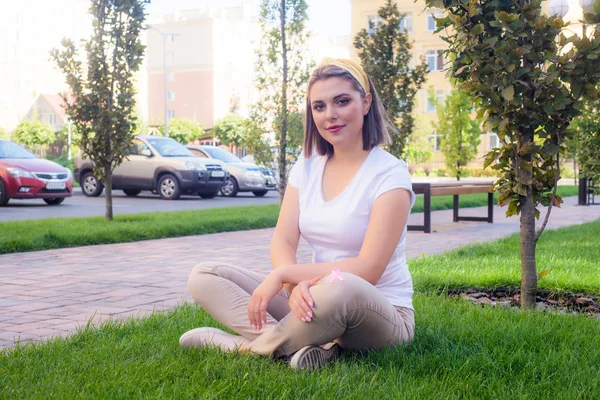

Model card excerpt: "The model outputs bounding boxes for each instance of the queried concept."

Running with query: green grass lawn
[411,218,600,295]
[0,185,579,255]
[1,217,599,399]
[1,297,598,400]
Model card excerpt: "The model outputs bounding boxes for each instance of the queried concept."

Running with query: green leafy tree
[212,115,247,148]
[426,0,600,308]
[354,0,428,158]
[159,118,203,145]
[569,97,600,190]
[13,120,56,154]
[252,0,313,203]
[405,116,434,170]
[0,127,7,140]
[56,122,82,156]
[243,117,275,168]
[51,0,147,221]
[431,87,482,180]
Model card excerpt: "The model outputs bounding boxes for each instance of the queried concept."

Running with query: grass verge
[410,218,600,296]
[0,186,578,255]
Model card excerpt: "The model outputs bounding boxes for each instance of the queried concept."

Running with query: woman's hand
[248,272,284,331]
[289,276,321,323]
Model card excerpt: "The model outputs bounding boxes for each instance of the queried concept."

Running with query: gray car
[186,145,277,197]
[74,135,228,200]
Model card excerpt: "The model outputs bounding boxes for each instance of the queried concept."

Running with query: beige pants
[187,261,415,358]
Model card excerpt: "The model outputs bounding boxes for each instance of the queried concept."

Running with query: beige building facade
[350,0,587,172]
[350,0,502,169]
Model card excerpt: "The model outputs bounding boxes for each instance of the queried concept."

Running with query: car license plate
[46,182,66,190]
[211,171,225,177]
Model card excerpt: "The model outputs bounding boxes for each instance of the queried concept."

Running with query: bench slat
[431,186,492,196]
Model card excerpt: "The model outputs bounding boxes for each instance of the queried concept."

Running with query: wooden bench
[408,181,495,233]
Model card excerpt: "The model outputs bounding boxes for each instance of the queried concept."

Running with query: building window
[40,113,55,125]
[428,11,443,32]
[400,13,413,34]
[167,109,175,120]
[427,131,442,152]
[168,72,175,82]
[167,91,175,101]
[427,90,445,113]
[368,15,382,34]
[426,49,444,72]
[488,132,499,150]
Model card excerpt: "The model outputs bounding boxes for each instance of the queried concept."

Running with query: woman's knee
[187,261,221,298]
[309,272,369,310]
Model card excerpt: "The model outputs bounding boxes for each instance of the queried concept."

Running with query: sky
[146,0,351,38]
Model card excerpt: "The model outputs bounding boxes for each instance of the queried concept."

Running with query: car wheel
[252,190,268,197]
[198,191,218,199]
[81,172,104,197]
[220,176,239,197]
[43,198,65,205]
[0,179,9,206]
[158,174,181,200]
[123,189,142,197]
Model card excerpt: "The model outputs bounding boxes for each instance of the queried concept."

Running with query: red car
[0,139,73,206]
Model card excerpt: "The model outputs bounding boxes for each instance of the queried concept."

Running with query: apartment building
[349,0,504,167]
[146,5,260,132]
[350,0,588,170]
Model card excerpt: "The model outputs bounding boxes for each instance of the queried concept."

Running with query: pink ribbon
[329,268,345,283]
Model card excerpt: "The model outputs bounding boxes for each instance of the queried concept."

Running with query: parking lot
[0,188,280,221]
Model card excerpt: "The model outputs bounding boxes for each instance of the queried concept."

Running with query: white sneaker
[288,343,342,371]
[179,327,249,351]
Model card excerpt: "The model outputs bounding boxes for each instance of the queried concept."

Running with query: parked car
[0,139,73,206]
[74,135,228,200]
[186,145,277,197]
[242,153,295,186]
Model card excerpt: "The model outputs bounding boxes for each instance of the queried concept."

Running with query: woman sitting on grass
[180,57,416,371]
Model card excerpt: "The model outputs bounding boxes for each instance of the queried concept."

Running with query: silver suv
[74,135,228,200]
[186,145,276,197]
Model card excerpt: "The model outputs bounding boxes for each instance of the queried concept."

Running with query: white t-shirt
[288,146,416,309]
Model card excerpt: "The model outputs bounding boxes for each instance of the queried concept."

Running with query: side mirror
[141,149,152,157]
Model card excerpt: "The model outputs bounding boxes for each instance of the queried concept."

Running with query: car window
[0,141,36,159]
[190,149,208,158]
[147,138,194,157]
[128,140,150,156]
[201,146,242,163]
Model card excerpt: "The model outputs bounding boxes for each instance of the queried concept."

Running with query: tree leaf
[507,199,519,216]
[501,85,514,102]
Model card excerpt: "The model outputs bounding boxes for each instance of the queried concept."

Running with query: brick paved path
[1,196,599,350]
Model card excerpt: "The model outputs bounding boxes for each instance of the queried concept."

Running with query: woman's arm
[273,188,411,286]
[270,184,301,293]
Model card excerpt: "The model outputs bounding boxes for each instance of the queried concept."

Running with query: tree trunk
[519,133,537,309]
[278,0,288,206]
[104,167,114,221]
